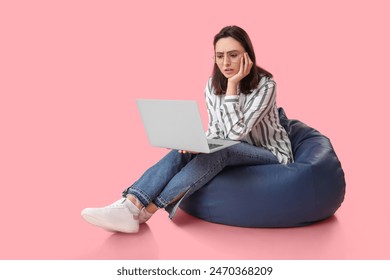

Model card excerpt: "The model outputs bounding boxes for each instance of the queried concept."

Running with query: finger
[245,53,253,75]
[243,53,248,73]
[244,53,250,71]
[247,53,253,68]
[239,55,244,74]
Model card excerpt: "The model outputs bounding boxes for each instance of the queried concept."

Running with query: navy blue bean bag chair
[179,108,346,227]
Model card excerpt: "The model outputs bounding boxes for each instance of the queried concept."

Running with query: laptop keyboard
[208,143,223,150]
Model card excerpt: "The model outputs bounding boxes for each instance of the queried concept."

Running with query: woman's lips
[224,68,234,74]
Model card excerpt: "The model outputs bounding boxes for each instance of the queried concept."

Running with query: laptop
[136,99,239,153]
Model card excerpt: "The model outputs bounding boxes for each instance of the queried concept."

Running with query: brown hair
[212,25,273,95]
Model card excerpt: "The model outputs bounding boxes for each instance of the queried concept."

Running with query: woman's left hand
[178,150,199,154]
[228,52,253,86]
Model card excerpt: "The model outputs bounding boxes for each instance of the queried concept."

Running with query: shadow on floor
[171,210,346,259]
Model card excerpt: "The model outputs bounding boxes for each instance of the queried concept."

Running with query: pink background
[0,0,389,259]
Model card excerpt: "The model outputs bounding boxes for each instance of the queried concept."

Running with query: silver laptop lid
[136,99,211,153]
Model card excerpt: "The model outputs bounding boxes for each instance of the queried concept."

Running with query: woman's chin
[222,72,236,79]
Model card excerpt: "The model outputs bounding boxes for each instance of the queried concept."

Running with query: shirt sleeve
[205,78,225,139]
[220,79,277,140]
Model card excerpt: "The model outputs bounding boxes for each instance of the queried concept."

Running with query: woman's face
[215,37,246,78]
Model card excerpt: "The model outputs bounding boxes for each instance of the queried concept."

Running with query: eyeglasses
[214,51,243,64]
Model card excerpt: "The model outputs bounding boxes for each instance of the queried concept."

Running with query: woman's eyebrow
[215,50,240,54]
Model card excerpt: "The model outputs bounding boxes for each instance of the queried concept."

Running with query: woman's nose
[223,55,231,66]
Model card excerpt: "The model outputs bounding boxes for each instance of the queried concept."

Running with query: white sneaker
[81,198,140,233]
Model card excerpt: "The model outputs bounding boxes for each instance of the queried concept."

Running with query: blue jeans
[123,142,279,219]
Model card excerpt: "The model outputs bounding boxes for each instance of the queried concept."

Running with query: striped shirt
[205,76,294,164]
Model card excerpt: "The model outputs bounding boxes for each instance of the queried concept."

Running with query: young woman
[81,25,293,233]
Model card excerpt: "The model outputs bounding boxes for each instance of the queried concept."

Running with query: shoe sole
[81,213,139,233]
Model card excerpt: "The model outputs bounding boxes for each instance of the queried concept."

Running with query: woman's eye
[216,56,223,59]
[230,54,238,57]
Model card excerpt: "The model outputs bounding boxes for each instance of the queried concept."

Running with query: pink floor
[1,160,390,260]
[0,198,359,259]
[1,0,390,260]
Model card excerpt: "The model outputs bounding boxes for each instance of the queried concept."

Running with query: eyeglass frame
[213,50,245,64]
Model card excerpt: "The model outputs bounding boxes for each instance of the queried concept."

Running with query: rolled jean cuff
[125,187,151,208]
[153,196,169,209]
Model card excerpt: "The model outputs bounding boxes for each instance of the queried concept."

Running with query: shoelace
[106,199,140,220]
